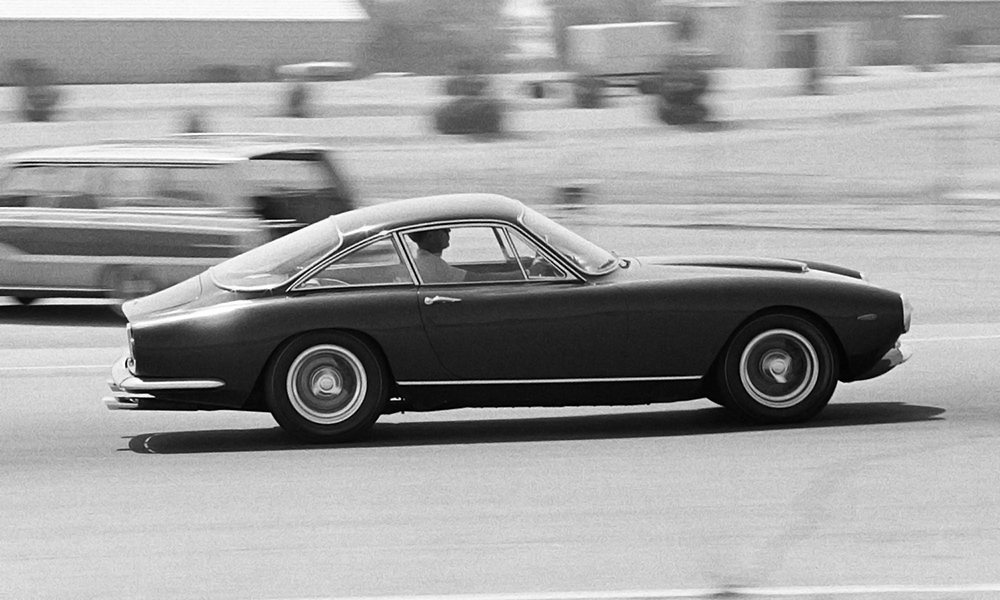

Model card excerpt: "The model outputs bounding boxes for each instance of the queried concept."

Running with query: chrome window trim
[396,375,703,386]
[0,255,226,267]
[0,284,104,294]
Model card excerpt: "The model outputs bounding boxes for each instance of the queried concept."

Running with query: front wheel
[265,331,388,444]
[716,313,838,424]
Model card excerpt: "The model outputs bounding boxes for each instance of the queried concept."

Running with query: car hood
[123,272,250,321]
[631,255,865,280]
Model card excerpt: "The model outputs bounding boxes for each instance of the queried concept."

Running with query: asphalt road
[2,228,999,600]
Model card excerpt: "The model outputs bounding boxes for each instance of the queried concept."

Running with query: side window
[509,230,567,280]
[403,225,526,284]
[245,152,348,224]
[5,166,99,209]
[301,237,411,288]
[101,166,218,209]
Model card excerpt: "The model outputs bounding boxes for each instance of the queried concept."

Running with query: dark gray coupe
[104,194,912,443]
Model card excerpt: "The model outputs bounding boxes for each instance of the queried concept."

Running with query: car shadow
[0,303,123,327]
[123,401,945,455]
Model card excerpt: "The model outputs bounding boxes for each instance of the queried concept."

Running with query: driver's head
[409,228,451,255]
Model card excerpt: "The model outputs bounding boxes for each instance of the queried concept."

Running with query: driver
[408,229,468,283]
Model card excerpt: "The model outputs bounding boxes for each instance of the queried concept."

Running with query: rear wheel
[15,296,36,306]
[573,76,603,109]
[717,313,838,424]
[265,331,388,444]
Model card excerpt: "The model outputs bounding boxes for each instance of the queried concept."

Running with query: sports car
[104,194,912,443]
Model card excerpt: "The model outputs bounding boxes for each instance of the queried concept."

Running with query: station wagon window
[2,165,101,208]
[245,153,336,198]
[244,152,346,225]
[98,166,218,208]
[403,225,526,284]
[300,237,411,289]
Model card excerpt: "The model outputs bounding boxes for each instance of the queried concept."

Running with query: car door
[404,224,628,381]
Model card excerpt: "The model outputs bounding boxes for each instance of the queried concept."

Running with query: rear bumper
[854,342,912,382]
[103,353,226,410]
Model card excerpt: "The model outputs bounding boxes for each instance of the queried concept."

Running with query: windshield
[520,206,618,275]
[210,218,341,290]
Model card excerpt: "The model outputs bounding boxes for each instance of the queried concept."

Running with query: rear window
[210,217,342,290]
[245,153,334,194]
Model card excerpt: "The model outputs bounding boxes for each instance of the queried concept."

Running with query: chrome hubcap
[739,329,819,409]
[287,344,367,425]
[762,350,791,383]
[311,367,343,396]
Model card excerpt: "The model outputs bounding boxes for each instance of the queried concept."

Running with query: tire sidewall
[265,331,388,443]
[720,313,838,423]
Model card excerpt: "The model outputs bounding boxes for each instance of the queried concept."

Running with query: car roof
[1,134,333,165]
[335,194,527,245]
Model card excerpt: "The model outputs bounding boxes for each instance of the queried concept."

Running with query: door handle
[424,295,461,306]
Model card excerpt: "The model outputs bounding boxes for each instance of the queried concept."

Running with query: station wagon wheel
[15,297,36,306]
[265,331,388,444]
[717,313,838,424]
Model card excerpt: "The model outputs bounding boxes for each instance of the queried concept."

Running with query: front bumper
[103,353,226,410]
[854,342,912,382]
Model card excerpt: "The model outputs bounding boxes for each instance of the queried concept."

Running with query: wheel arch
[706,305,848,385]
[242,326,397,412]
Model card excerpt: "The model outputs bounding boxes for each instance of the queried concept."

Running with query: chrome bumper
[855,342,912,381]
[103,353,226,410]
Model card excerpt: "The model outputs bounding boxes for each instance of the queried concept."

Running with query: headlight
[901,294,913,333]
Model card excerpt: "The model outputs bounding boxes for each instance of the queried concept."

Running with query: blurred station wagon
[0,134,355,308]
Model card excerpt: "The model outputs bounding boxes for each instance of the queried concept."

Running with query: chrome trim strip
[396,375,703,386]
[0,254,222,266]
[104,397,140,410]
[108,390,155,400]
[120,378,225,392]
[0,218,260,235]
[0,285,100,294]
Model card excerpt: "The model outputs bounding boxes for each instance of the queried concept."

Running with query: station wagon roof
[335,194,527,244]
[2,134,333,165]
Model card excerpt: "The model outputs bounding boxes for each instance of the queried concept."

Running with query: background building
[1,0,997,85]
[543,0,1000,69]
[0,0,369,84]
